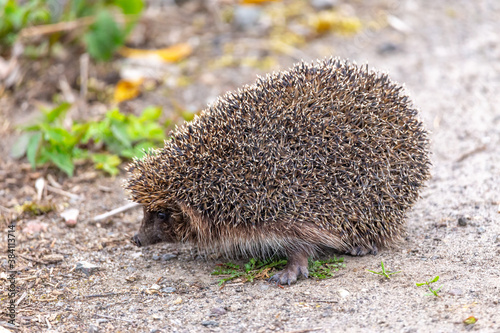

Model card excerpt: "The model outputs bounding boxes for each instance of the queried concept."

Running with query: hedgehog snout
[131,234,142,247]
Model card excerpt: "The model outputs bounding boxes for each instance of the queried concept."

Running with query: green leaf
[430,276,440,283]
[107,108,126,122]
[26,132,42,168]
[91,153,121,176]
[11,132,31,159]
[84,10,125,61]
[181,110,196,121]
[44,102,71,123]
[110,123,132,148]
[138,106,162,122]
[114,0,144,15]
[44,148,74,176]
[42,126,74,147]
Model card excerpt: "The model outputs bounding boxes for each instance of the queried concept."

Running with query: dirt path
[1,0,499,332]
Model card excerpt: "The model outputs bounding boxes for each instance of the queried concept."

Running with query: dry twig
[92,202,140,221]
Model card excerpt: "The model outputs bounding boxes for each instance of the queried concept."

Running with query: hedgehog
[125,57,431,285]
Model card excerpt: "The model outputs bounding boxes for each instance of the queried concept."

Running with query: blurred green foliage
[0,0,144,61]
[12,104,165,176]
[0,0,50,46]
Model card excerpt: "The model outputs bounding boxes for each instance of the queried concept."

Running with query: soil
[1,0,499,332]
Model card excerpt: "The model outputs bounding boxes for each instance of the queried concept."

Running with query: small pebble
[201,320,219,327]
[495,235,500,243]
[161,287,176,293]
[61,208,79,227]
[75,261,100,276]
[322,310,332,318]
[96,319,108,325]
[152,254,161,261]
[88,324,100,333]
[448,288,463,296]
[210,307,227,316]
[233,5,261,30]
[150,283,161,290]
[43,254,64,263]
[377,42,400,55]
[260,284,270,291]
[131,252,143,259]
[338,289,350,298]
[458,216,468,226]
[311,0,338,10]
[161,253,177,261]
[477,227,486,234]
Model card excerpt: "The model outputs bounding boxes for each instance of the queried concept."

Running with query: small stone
[152,254,161,261]
[88,324,99,333]
[150,283,161,290]
[201,320,219,327]
[458,216,468,226]
[477,227,486,234]
[171,297,182,305]
[337,289,350,298]
[311,0,338,10]
[150,329,160,333]
[322,310,332,318]
[56,301,65,307]
[96,319,108,324]
[131,252,143,259]
[233,5,261,30]
[22,220,48,234]
[448,288,463,296]
[260,284,270,291]
[377,42,400,55]
[61,208,79,227]
[161,287,176,293]
[75,261,100,276]
[210,307,227,316]
[151,314,162,320]
[43,254,64,263]
[161,253,177,261]
[495,235,500,243]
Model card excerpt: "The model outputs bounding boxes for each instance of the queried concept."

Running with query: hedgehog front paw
[269,263,309,285]
[268,249,310,285]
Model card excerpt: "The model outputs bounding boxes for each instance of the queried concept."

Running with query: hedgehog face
[131,207,176,247]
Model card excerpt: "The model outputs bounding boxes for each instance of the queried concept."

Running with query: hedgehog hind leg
[349,243,378,256]
[268,247,310,285]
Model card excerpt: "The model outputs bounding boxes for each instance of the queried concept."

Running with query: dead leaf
[119,43,192,63]
[463,316,477,325]
[240,0,280,4]
[113,79,143,103]
[309,11,362,35]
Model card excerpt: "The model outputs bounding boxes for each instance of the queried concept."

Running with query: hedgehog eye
[157,212,168,220]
